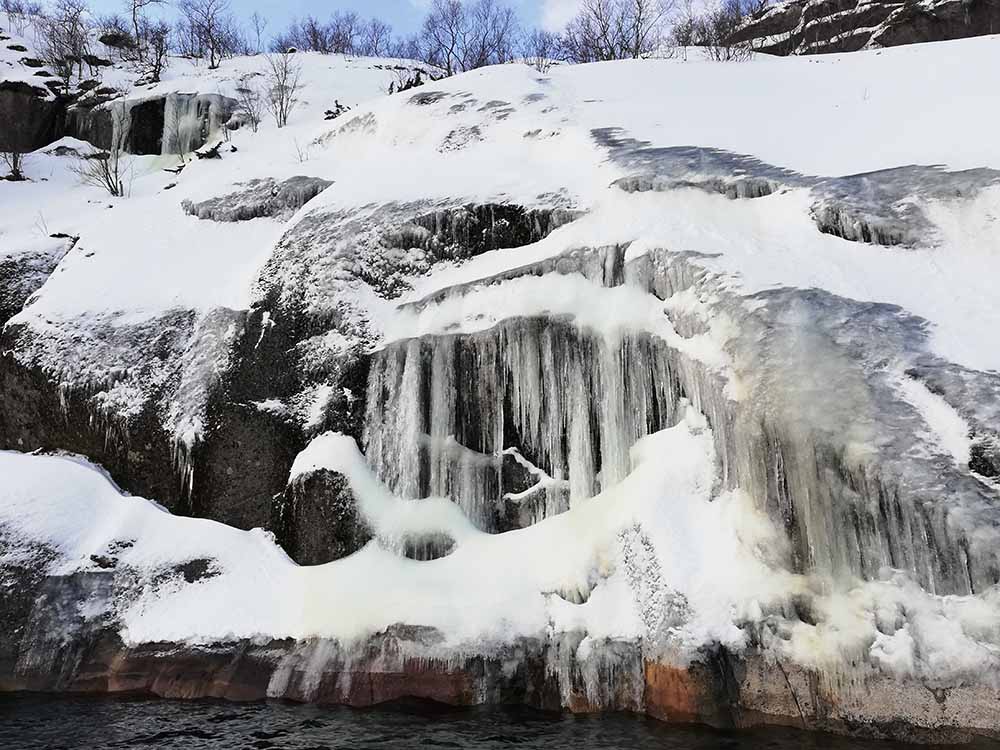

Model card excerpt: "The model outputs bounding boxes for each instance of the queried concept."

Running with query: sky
[83,0,581,38]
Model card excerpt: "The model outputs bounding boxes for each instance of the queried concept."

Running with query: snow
[2,33,1000,688]
[382,271,732,372]
[895,372,973,467]
[5,37,1000,371]
[6,405,997,682]
[0,409,783,653]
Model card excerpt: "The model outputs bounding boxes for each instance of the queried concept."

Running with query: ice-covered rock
[1,35,1000,742]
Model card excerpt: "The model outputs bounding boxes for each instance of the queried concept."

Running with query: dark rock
[19,57,45,67]
[0,80,61,152]
[323,100,350,120]
[76,78,100,92]
[82,53,113,68]
[194,140,223,159]
[125,96,165,154]
[0,314,197,514]
[6,43,27,52]
[970,434,1000,478]
[277,469,371,565]
[98,31,135,49]
[0,236,75,325]
[172,558,219,583]
[729,0,1000,55]
[89,554,117,569]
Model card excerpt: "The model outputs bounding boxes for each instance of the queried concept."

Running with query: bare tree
[562,0,673,62]
[2,0,43,36]
[123,0,164,60]
[178,0,234,68]
[264,51,301,128]
[296,15,331,52]
[234,72,264,132]
[358,16,392,56]
[273,11,366,54]
[462,0,519,69]
[172,14,201,58]
[520,28,561,71]
[249,10,266,54]
[145,18,170,80]
[39,0,90,91]
[1,150,26,181]
[670,0,697,58]
[387,33,421,60]
[688,0,755,61]
[72,104,132,197]
[328,9,360,53]
[418,0,521,75]
[420,0,465,75]
[97,13,138,59]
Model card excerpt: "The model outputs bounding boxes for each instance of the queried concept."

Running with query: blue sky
[84,0,574,38]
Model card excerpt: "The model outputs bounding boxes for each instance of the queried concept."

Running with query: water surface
[0,694,985,749]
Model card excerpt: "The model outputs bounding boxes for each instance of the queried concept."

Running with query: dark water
[0,694,988,750]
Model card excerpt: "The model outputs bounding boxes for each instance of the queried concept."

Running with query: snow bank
[0,410,780,653]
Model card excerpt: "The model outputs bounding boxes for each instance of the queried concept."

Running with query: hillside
[1,35,1000,741]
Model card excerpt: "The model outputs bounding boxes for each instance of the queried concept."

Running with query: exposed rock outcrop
[0,80,63,152]
[1,561,997,744]
[182,176,333,222]
[2,45,999,743]
[729,0,1000,55]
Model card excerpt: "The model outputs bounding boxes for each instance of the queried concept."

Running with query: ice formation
[2,34,1000,740]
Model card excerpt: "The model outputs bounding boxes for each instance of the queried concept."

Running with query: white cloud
[540,0,583,31]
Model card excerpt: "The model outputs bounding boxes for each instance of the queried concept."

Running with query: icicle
[363,319,682,531]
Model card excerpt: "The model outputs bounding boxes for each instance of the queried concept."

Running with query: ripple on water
[0,694,984,750]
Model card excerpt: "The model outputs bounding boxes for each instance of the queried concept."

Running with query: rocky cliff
[729,0,1000,55]
[1,37,1000,743]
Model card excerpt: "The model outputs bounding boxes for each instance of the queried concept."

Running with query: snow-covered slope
[2,36,1000,740]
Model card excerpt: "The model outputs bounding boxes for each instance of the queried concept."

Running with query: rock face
[729,0,1000,55]
[64,92,237,155]
[182,176,334,222]
[0,235,75,325]
[0,80,62,152]
[1,562,997,744]
[2,42,1000,743]
[0,85,235,155]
